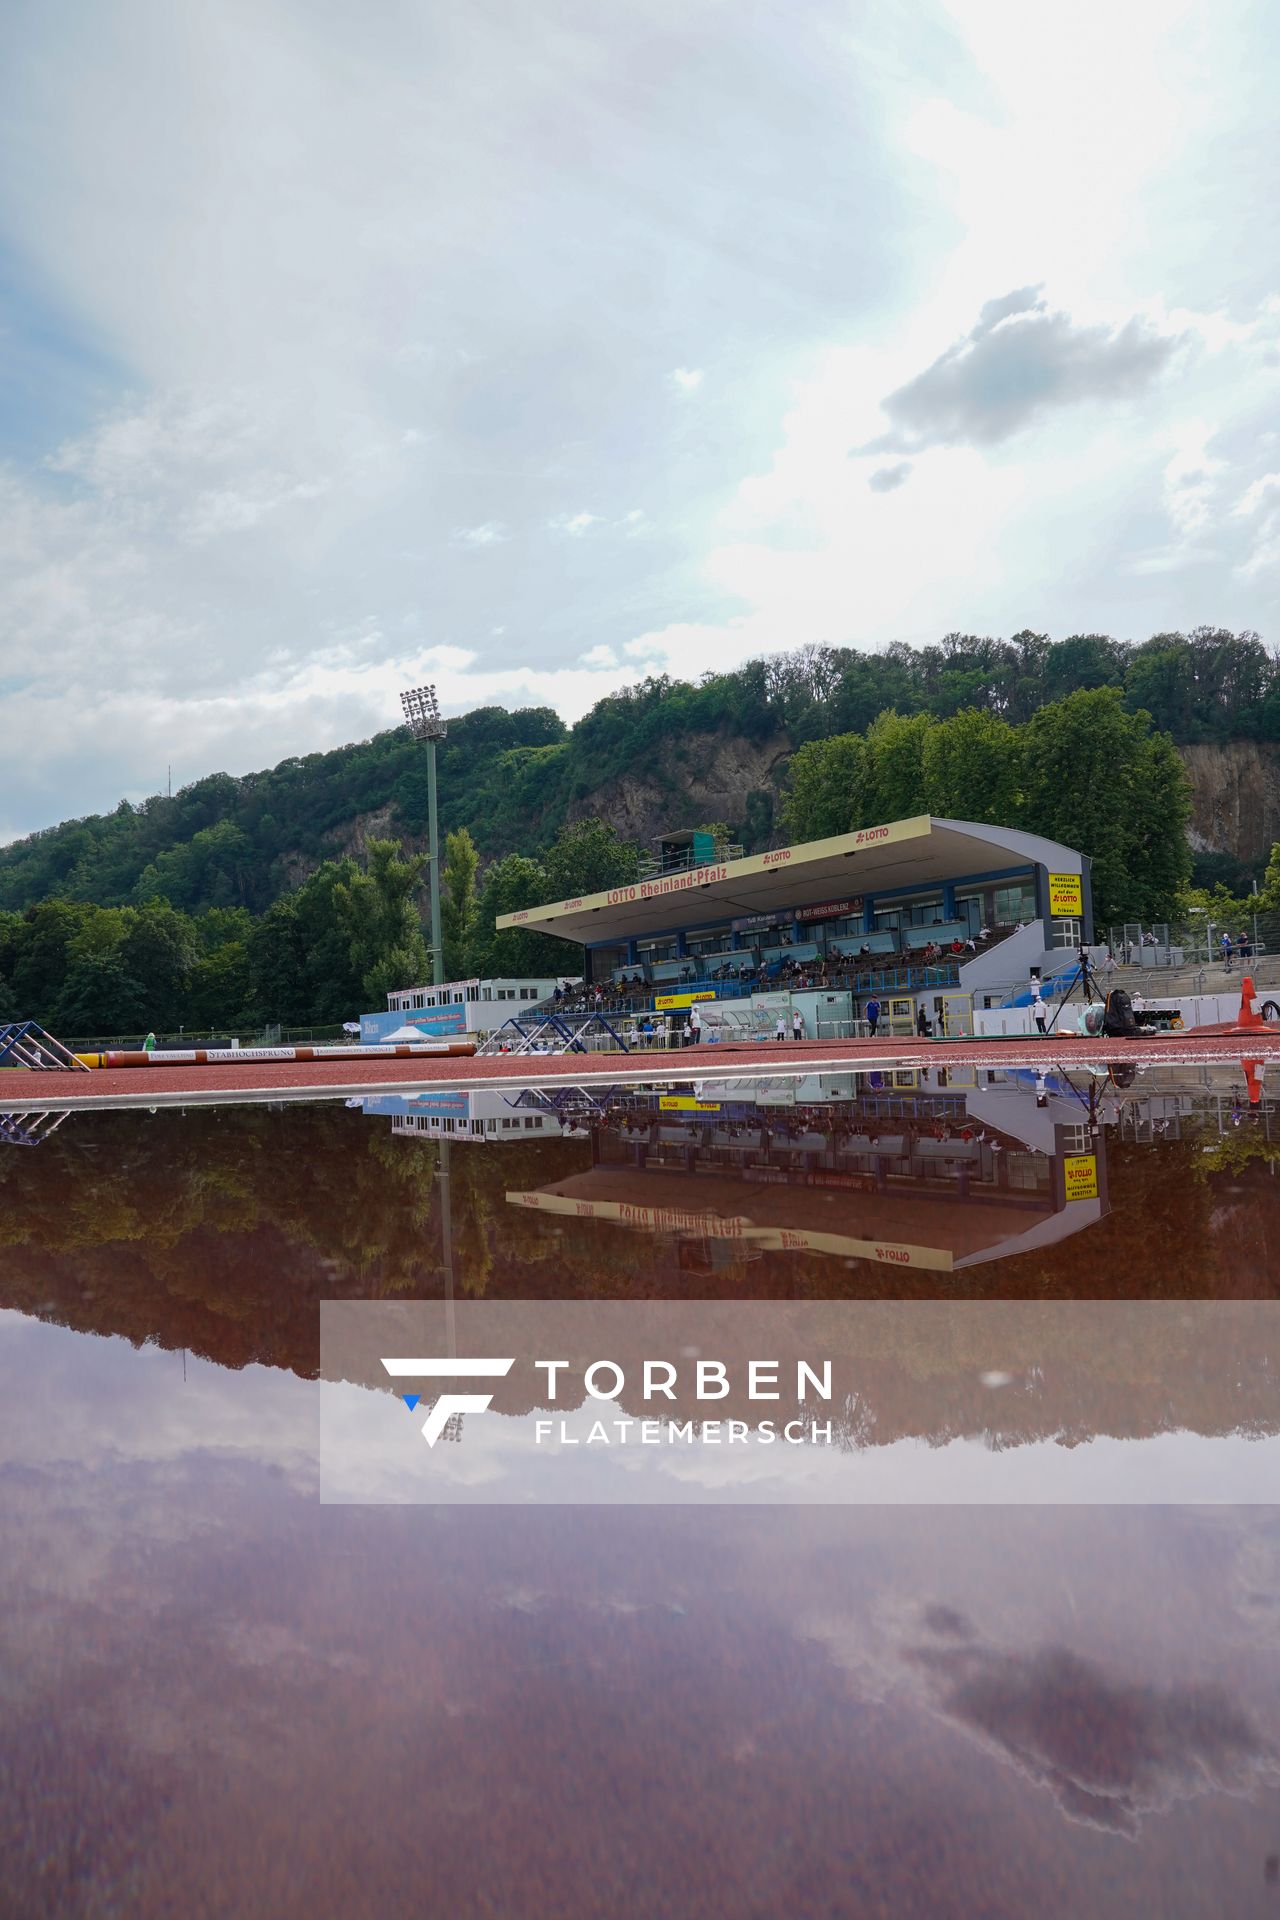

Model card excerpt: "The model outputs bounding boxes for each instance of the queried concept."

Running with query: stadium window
[993,881,1036,925]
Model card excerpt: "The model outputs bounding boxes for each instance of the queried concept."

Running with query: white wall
[959,922,1057,995]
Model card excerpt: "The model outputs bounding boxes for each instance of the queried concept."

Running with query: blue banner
[360,1006,466,1043]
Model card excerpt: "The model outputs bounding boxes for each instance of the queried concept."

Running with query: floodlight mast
[399,684,447,984]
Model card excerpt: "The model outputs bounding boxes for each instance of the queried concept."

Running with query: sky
[2,0,1279,841]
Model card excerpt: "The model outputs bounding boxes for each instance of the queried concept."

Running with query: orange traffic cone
[1236,975,1264,1031]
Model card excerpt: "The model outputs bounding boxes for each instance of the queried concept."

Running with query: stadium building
[496,815,1093,1038]
[359,975,563,1044]
[505,1069,1108,1275]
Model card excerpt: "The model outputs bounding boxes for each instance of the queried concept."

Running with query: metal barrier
[476,1010,632,1056]
[0,1022,90,1072]
[0,1109,72,1145]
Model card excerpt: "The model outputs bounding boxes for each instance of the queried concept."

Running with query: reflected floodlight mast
[399,683,446,983]
[400,684,447,741]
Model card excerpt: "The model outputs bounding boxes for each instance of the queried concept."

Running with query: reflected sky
[3,1076,1280,1914]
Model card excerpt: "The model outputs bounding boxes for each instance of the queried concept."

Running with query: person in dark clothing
[865,997,881,1037]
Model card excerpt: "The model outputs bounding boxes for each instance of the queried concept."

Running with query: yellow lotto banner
[1048,871,1084,915]
[654,989,717,1010]
[658,1096,722,1112]
[1062,1153,1099,1201]
[504,1191,953,1267]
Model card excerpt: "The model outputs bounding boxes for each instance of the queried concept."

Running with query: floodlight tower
[399,684,447,985]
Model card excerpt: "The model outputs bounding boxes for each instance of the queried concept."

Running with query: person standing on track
[774,1011,787,1042]
[1031,986,1047,1036]
[791,1008,804,1041]
[865,996,881,1038]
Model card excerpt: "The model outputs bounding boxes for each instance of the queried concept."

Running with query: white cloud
[863,289,1183,454]
[451,522,507,548]
[0,0,1278,840]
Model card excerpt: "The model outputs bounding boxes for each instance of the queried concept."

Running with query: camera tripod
[1044,946,1107,1037]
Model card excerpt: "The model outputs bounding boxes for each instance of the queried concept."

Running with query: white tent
[382,1024,434,1043]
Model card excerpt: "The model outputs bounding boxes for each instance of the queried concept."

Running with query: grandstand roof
[505,1163,1101,1270]
[496,815,1085,946]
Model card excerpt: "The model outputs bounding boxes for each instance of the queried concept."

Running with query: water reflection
[900,1607,1279,1836]
[2,1068,1279,1389]
[2,1382,1279,1920]
[500,1069,1110,1274]
[3,1068,1280,1913]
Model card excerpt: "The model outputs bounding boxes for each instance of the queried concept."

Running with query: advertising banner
[795,897,862,923]
[1062,1153,1099,1201]
[360,1006,467,1044]
[1048,872,1084,915]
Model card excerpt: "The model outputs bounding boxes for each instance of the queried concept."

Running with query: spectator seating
[829,930,898,959]
[902,921,969,951]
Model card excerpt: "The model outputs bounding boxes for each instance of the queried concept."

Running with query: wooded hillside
[0,627,1272,917]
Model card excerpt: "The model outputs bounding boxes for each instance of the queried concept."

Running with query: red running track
[4,1032,1280,1110]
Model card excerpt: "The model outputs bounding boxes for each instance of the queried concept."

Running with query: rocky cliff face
[292,736,1277,882]
[1180,743,1280,866]
[571,730,792,847]
[582,735,1280,869]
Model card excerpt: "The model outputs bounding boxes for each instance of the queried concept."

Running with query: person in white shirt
[1031,985,1047,1035]
[775,1013,787,1042]
[791,1009,804,1040]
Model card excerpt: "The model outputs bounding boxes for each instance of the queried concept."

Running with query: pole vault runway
[2,1031,1278,1112]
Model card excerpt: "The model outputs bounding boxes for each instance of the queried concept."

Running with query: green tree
[248,896,309,1024]
[1126,728,1194,919]
[119,900,199,1028]
[195,906,255,953]
[66,904,134,963]
[862,710,932,821]
[921,709,1024,824]
[1259,841,1280,911]
[133,820,255,910]
[540,818,640,898]
[334,838,431,1002]
[781,734,868,842]
[186,942,253,1031]
[54,953,148,1038]
[10,901,90,1018]
[440,827,479,980]
[1022,689,1190,923]
[473,853,575,978]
